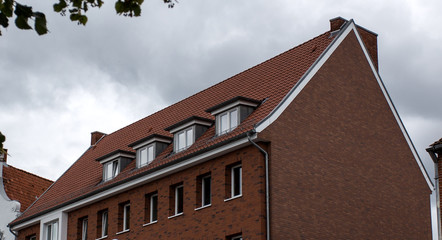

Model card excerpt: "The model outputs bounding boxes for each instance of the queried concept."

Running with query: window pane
[220,113,228,133]
[176,186,183,214]
[151,195,158,222]
[102,211,108,236]
[148,145,154,164]
[178,132,186,150]
[140,148,147,166]
[230,109,238,129]
[203,176,211,206]
[124,204,130,230]
[105,163,112,180]
[112,161,119,178]
[46,224,52,240]
[82,219,88,240]
[233,166,242,196]
[186,128,194,147]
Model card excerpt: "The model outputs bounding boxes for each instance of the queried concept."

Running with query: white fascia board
[131,137,172,150]
[210,100,260,116]
[168,119,213,134]
[98,152,134,164]
[255,20,433,190]
[12,134,257,231]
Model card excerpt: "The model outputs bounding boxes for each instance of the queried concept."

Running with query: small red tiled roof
[12,28,337,225]
[2,164,53,212]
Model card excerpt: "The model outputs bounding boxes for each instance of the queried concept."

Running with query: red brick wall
[260,30,432,239]
[17,223,40,240]
[66,145,266,239]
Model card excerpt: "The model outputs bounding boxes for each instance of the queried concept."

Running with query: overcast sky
[1,0,441,187]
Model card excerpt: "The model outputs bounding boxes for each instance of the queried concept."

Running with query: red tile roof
[2,164,53,212]
[12,29,337,225]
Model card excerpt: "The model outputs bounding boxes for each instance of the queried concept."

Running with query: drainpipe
[427,144,442,240]
[247,132,270,240]
[8,225,18,237]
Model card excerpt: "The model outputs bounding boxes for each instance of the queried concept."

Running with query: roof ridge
[4,164,54,183]
[100,30,332,141]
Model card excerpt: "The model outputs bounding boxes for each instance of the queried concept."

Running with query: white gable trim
[255,20,433,190]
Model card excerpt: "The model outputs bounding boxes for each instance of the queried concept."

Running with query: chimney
[0,149,8,163]
[91,131,106,146]
[329,17,379,71]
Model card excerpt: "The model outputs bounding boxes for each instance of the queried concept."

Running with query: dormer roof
[165,116,214,134]
[205,96,261,115]
[128,134,173,150]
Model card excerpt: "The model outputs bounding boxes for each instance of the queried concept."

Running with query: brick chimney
[91,131,106,146]
[0,149,7,163]
[330,17,379,71]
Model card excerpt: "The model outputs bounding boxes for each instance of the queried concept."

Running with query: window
[97,210,108,238]
[78,217,88,240]
[197,174,211,207]
[174,127,194,152]
[230,235,242,240]
[27,235,37,240]
[218,108,238,135]
[170,184,183,216]
[45,221,58,240]
[137,144,154,167]
[103,160,119,181]
[145,192,158,223]
[232,165,242,197]
[119,203,130,231]
[226,164,242,199]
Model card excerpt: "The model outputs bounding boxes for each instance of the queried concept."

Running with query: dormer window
[219,108,238,135]
[128,134,172,168]
[103,160,119,181]
[206,96,261,136]
[165,116,214,153]
[96,150,135,182]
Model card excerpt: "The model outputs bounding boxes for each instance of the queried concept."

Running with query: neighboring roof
[12,23,337,225]
[431,138,442,147]
[2,164,53,212]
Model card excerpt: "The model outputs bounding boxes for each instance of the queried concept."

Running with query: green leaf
[72,0,82,8]
[115,0,124,14]
[2,0,13,17]
[0,12,8,28]
[14,3,33,18]
[78,15,87,25]
[132,4,141,16]
[53,0,67,12]
[33,12,48,35]
[70,13,80,21]
[15,15,32,29]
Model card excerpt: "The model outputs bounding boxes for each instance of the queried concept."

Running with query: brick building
[0,150,53,240]
[9,17,433,239]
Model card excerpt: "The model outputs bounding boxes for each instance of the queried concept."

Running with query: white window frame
[201,175,211,207]
[44,220,58,240]
[231,164,242,198]
[175,185,184,215]
[123,203,130,231]
[81,218,88,240]
[217,107,239,135]
[101,210,108,238]
[137,144,155,168]
[103,159,119,181]
[150,193,158,223]
[174,127,194,152]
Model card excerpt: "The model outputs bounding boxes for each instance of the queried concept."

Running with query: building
[427,138,442,239]
[0,150,53,240]
[9,17,433,239]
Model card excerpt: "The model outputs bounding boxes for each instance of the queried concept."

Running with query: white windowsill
[168,212,183,219]
[116,229,130,235]
[95,235,108,240]
[195,204,211,211]
[224,194,242,202]
[143,220,158,227]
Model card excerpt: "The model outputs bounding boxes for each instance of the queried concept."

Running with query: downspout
[8,225,18,237]
[247,132,270,240]
[427,145,442,240]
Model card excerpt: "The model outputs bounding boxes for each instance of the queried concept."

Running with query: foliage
[0,0,176,35]
[0,131,5,155]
